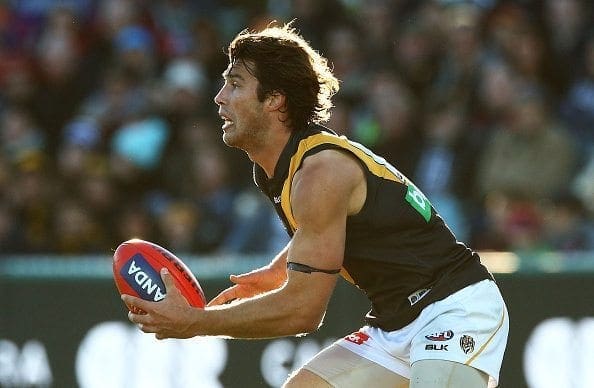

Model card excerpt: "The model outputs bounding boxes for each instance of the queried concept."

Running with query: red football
[113,239,206,313]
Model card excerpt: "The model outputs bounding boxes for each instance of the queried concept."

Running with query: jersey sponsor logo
[405,184,432,222]
[408,288,431,306]
[425,330,454,341]
[425,344,448,351]
[273,195,281,204]
[460,335,475,354]
[344,331,370,345]
[120,254,166,302]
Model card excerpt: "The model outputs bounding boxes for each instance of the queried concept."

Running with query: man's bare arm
[125,150,365,339]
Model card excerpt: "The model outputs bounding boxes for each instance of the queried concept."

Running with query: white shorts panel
[302,344,409,387]
[333,280,509,386]
[336,333,411,379]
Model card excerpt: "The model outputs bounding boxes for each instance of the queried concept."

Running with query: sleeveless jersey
[254,125,493,331]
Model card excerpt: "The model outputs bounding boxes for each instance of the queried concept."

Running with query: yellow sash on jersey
[279,132,408,285]
[279,132,406,232]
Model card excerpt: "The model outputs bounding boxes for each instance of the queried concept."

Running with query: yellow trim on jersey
[280,132,407,232]
[465,306,506,366]
[340,268,356,284]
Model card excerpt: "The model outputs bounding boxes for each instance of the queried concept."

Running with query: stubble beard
[222,119,265,155]
[223,101,268,149]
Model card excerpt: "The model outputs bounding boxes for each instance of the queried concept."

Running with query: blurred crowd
[0,0,593,257]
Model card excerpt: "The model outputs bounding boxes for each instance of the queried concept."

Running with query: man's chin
[222,132,240,149]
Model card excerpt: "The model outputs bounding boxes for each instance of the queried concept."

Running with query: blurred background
[0,0,592,256]
[0,0,593,387]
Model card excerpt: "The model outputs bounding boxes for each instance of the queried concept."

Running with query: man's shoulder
[300,147,360,172]
[294,149,364,203]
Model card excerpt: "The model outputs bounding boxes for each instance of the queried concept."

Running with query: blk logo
[425,344,448,351]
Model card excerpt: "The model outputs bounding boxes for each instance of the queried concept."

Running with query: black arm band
[287,261,341,275]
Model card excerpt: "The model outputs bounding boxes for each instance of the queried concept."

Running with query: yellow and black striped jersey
[254,125,492,330]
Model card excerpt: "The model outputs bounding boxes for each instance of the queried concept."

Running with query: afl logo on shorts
[460,335,475,354]
[344,331,370,345]
[425,330,454,341]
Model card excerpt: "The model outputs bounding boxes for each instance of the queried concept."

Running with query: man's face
[214,60,266,150]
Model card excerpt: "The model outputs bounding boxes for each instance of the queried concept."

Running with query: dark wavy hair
[227,23,339,131]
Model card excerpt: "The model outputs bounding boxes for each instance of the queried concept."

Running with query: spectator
[78,158,118,244]
[113,203,157,247]
[109,103,170,195]
[33,6,92,155]
[147,0,201,59]
[414,101,475,240]
[356,0,397,68]
[8,163,54,253]
[573,151,594,216]
[56,117,102,184]
[191,147,237,253]
[471,192,547,253]
[279,0,346,49]
[501,196,548,255]
[543,192,594,251]
[0,65,36,114]
[323,23,367,103]
[159,117,227,197]
[473,59,521,130]
[390,6,441,101]
[477,87,578,200]
[221,188,289,255]
[325,96,353,135]
[156,199,201,254]
[51,197,108,254]
[427,2,485,110]
[351,70,421,176]
[559,30,594,160]
[112,24,158,83]
[0,202,23,253]
[188,18,229,86]
[0,107,45,165]
[543,0,593,94]
[159,57,208,128]
[79,67,147,135]
[504,23,555,96]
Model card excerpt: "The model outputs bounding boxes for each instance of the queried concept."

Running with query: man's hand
[207,265,287,306]
[122,268,202,340]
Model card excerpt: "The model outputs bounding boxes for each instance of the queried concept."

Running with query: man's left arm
[124,150,364,339]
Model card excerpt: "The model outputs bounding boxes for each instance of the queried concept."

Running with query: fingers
[130,318,168,340]
[230,269,263,284]
[127,309,164,336]
[122,294,153,314]
[128,309,152,325]
[229,273,250,284]
[160,268,175,291]
[207,285,239,307]
[128,313,181,341]
[123,285,181,339]
[128,310,153,333]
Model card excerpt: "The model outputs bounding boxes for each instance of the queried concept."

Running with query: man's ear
[266,91,286,112]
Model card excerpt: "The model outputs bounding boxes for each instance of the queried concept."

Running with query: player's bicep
[278,151,363,327]
[288,150,362,273]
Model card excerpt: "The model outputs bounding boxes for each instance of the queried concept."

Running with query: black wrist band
[287,261,341,274]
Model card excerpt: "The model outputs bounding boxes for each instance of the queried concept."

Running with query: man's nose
[214,87,226,105]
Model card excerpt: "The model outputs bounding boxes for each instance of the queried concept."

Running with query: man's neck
[248,129,292,179]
